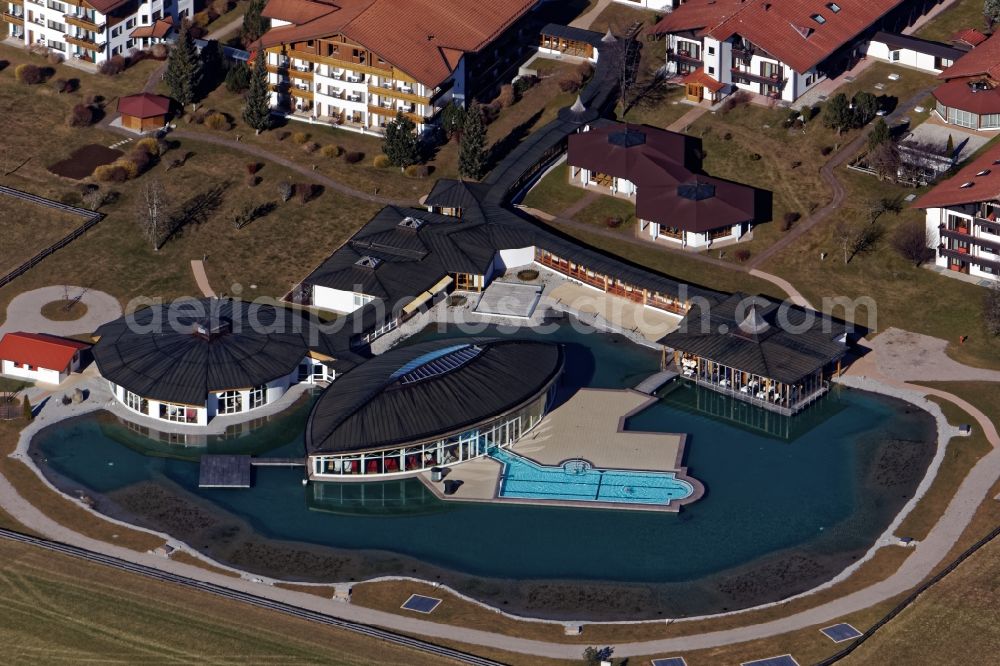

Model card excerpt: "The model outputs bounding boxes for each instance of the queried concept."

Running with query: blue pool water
[492,447,694,505]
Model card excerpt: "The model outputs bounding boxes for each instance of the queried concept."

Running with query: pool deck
[417,389,704,512]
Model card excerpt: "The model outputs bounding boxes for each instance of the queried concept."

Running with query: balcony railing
[63,33,104,50]
[2,10,24,24]
[940,227,1000,253]
[367,105,427,125]
[367,83,429,105]
[730,68,785,87]
[668,50,703,65]
[939,247,1000,272]
[64,12,101,32]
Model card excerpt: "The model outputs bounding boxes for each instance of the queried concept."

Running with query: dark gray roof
[93,298,355,405]
[540,23,605,47]
[872,31,966,60]
[306,338,563,454]
[660,293,848,384]
[424,179,487,210]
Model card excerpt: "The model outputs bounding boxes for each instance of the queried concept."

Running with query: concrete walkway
[748,269,814,308]
[570,0,613,29]
[190,260,217,298]
[866,327,1000,382]
[0,286,122,336]
[666,105,708,133]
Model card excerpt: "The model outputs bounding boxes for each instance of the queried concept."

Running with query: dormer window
[826,3,840,12]
[812,14,826,24]
[960,182,975,188]
[977,169,991,176]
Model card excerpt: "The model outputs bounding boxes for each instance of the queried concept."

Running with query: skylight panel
[826,2,841,12]
[812,13,826,24]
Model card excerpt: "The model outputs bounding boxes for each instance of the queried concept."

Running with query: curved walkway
[0,346,996,659]
[0,285,122,336]
[190,260,217,298]
[865,327,1000,382]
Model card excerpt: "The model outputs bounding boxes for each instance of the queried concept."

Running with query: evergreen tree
[243,52,271,134]
[199,39,226,96]
[441,102,467,140]
[821,93,851,134]
[851,91,879,127]
[164,23,203,109]
[225,61,251,93]
[242,0,271,45]
[946,133,955,157]
[381,112,420,168]
[986,0,1000,28]
[458,105,488,180]
[867,117,890,152]
[22,395,32,422]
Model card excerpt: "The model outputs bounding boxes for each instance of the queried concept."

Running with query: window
[811,13,826,24]
[890,50,900,62]
[125,18,135,29]
[707,46,715,55]
[353,293,373,307]
[160,403,198,423]
[124,390,148,414]
[140,15,147,23]
[218,390,243,414]
[708,66,715,75]
[249,385,266,410]
[112,26,121,37]
[826,2,840,12]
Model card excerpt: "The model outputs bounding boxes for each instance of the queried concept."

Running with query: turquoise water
[491,447,695,505]
[31,321,935,592]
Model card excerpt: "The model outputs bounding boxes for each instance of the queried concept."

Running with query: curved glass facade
[310,384,555,478]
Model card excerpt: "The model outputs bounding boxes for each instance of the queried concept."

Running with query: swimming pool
[491,447,695,507]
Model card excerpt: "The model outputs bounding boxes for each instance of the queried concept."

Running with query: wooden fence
[0,185,105,290]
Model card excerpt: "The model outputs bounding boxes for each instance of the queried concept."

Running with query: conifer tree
[242,0,271,45]
[381,111,420,168]
[458,105,488,180]
[164,23,203,110]
[243,52,272,134]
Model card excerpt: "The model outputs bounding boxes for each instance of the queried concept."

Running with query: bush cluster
[321,144,343,158]
[15,64,41,85]
[93,138,160,182]
[343,151,364,164]
[373,154,392,168]
[204,112,230,130]
[404,164,430,178]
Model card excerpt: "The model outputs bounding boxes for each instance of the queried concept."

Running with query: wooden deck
[198,455,252,488]
[634,369,679,395]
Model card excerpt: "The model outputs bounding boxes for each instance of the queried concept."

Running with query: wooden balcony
[367,84,429,105]
[668,50,703,65]
[2,11,24,25]
[730,68,785,87]
[64,33,104,51]
[267,63,313,81]
[64,13,102,32]
[941,228,1000,254]
[7,0,23,5]
[939,247,1000,272]
[367,105,428,125]
[288,51,392,78]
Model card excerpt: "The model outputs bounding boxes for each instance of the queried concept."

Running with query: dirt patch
[48,144,122,180]
[40,299,88,321]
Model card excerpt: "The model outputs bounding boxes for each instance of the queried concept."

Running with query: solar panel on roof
[399,345,483,385]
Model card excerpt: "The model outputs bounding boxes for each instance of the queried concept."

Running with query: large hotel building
[257,0,541,135]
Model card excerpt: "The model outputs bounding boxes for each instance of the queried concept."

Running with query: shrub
[558,77,582,93]
[67,104,94,127]
[187,108,208,124]
[204,112,230,130]
[150,43,169,59]
[321,144,343,158]
[278,181,293,202]
[47,52,63,66]
[246,162,261,175]
[301,141,319,154]
[275,130,290,142]
[193,10,211,28]
[0,60,8,73]
[404,164,430,178]
[343,151,364,163]
[93,164,127,182]
[722,132,733,141]
[225,61,250,93]
[296,183,319,203]
[749,153,762,161]
[820,145,834,156]
[135,137,160,156]
[496,84,517,108]
[373,154,392,168]
[292,131,309,144]
[51,78,73,93]
[98,55,126,76]
[735,249,752,262]
[513,74,539,97]
[245,173,260,188]
[113,158,140,180]
[781,211,801,231]
[605,216,624,228]
[15,64,41,85]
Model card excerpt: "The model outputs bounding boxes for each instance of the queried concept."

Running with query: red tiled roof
[938,31,1000,81]
[84,0,132,13]
[682,68,725,92]
[259,0,538,88]
[952,28,987,47]
[117,93,171,118]
[914,142,1000,209]
[932,77,1000,115]
[130,17,173,40]
[654,0,906,73]
[567,123,756,232]
[0,332,89,372]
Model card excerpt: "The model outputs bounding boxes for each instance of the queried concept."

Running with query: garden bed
[48,145,122,179]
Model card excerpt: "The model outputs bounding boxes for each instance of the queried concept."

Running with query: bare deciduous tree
[136,178,168,251]
[891,219,934,266]
[834,217,884,264]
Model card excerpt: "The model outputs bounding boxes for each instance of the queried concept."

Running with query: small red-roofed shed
[117,93,172,132]
[0,332,91,385]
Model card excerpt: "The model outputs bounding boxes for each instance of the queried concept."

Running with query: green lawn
[915,0,988,43]
[838,61,938,106]
[522,162,585,214]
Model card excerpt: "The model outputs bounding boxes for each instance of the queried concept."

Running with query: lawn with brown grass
[0,538,464,666]
[915,0,988,43]
[0,197,86,276]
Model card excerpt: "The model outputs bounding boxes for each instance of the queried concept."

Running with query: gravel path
[0,285,122,337]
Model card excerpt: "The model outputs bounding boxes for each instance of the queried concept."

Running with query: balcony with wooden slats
[64,12,102,32]
[367,84,429,106]
[2,10,24,25]
[63,33,104,50]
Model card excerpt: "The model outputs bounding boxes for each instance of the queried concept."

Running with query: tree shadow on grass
[486,108,543,173]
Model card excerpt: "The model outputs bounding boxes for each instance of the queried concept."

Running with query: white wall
[497,247,536,270]
[612,0,677,10]
[312,285,373,314]
[865,40,948,73]
[1,360,65,385]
